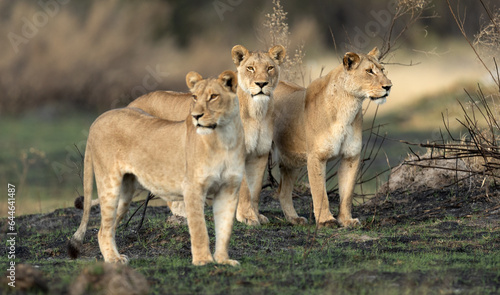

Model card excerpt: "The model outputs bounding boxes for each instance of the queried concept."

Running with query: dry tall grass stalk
[379,0,434,61]
[474,8,500,60]
[0,1,236,114]
[263,0,305,84]
[0,1,171,113]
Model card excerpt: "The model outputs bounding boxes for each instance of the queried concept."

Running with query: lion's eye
[209,94,219,101]
[267,66,274,72]
[247,66,255,72]
[366,69,375,75]
[192,95,197,101]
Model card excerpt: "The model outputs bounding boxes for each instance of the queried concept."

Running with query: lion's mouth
[252,91,266,97]
[197,123,217,130]
[370,93,388,100]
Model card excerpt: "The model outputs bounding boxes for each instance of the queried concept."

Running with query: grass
[0,105,97,216]
[1,204,499,294]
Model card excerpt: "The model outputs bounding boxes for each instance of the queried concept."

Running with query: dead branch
[446,0,500,90]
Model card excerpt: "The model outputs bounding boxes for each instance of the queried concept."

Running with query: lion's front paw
[258,214,270,224]
[338,217,360,228]
[290,216,308,225]
[236,212,261,226]
[317,218,338,229]
[192,257,214,266]
[108,254,129,264]
[217,259,240,266]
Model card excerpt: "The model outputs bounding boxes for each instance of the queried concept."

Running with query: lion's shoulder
[128,90,192,121]
[276,80,305,93]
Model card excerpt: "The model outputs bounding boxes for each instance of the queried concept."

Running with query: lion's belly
[118,158,185,201]
[135,172,185,201]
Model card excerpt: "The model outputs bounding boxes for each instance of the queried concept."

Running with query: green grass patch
[3,212,498,294]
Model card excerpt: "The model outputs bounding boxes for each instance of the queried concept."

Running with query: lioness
[128,45,286,226]
[68,71,245,265]
[273,47,392,227]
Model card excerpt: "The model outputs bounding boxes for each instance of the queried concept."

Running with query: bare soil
[2,180,500,294]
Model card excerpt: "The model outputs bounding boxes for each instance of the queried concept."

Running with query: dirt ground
[6,179,500,261]
[2,177,500,294]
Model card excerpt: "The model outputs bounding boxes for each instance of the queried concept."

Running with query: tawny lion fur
[68,71,245,266]
[273,47,392,227]
[128,45,286,226]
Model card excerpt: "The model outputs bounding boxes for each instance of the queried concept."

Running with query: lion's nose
[255,82,268,89]
[192,113,204,120]
[382,85,392,91]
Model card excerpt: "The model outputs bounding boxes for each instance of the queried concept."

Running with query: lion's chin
[251,94,270,101]
[196,127,214,135]
[372,97,387,105]
[370,93,388,105]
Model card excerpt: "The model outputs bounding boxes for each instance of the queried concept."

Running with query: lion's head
[342,47,392,105]
[186,70,239,135]
[231,44,286,100]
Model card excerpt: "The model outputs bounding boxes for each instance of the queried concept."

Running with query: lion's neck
[237,87,274,156]
[237,87,273,121]
[323,69,363,125]
[193,118,244,151]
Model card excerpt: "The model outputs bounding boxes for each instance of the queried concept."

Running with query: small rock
[70,262,149,295]
[379,154,469,194]
[2,264,48,293]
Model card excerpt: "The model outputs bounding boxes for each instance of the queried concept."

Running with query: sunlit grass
[1,106,96,216]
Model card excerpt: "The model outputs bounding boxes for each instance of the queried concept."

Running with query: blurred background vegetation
[1,0,498,215]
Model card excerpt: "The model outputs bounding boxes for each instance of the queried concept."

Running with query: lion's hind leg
[277,165,308,225]
[307,156,336,228]
[236,176,261,226]
[213,182,240,266]
[114,174,139,229]
[167,200,187,218]
[96,174,129,264]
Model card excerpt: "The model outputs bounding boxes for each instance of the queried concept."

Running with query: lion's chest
[318,111,362,160]
[243,118,273,157]
[190,151,245,196]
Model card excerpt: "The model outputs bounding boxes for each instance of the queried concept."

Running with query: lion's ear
[368,47,381,59]
[343,52,360,70]
[231,45,249,66]
[269,45,286,65]
[218,70,238,93]
[186,71,203,90]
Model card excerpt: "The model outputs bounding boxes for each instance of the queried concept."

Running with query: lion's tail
[68,142,94,259]
[74,196,99,210]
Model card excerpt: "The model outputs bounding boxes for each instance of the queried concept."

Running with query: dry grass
[0,1,234,114]
[379,0,435,60]
[392,1,500,196]
[474,7,500,59]
[262,0,305,84]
